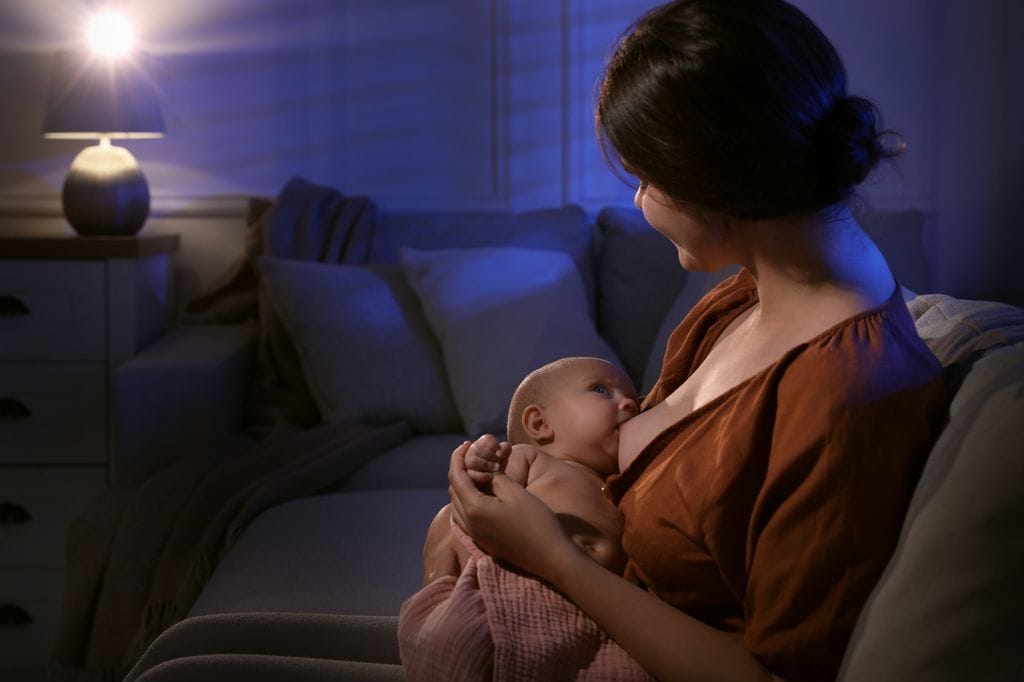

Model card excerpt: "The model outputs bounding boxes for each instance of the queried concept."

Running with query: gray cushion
[373,205,597,316]
[838,342,1024,681]
[858,209,932,294]
[595,207,687,386]
[257,258,460,432]
[840,296,1024,680]
[640,266,740,393]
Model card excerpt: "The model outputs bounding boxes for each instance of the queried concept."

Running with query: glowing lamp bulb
[87,11,133,56]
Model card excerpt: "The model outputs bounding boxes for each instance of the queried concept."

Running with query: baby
[420,356,639,583]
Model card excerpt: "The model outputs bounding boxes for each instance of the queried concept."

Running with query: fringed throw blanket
[50,177,407,681]
[398,523,652,682]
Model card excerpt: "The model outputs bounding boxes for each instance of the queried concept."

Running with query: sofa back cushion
[857,209,932,294]
[372,206,597,317]
[594,207,687,387]
[838,297,1024,681]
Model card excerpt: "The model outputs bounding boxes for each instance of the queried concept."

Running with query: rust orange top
[606,270,946,681]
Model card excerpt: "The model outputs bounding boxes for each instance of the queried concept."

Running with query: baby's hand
[463,434,510,487]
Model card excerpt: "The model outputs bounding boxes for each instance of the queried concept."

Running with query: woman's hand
[448,442,579,579]
[449,445,776,682]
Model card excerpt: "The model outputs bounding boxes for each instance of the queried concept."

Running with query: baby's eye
[589,384,610,395]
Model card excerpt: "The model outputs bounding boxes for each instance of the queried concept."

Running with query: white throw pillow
[399,246,621,436]
[257,257,461,432]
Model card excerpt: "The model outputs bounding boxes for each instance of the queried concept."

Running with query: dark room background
[0,0,1020,306]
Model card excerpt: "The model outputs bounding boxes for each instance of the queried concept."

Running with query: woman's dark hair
[597,0,902,220]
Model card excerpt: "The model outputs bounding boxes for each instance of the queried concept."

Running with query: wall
[0,0,1019,305]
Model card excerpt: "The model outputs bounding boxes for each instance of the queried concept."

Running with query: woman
[448,1,946,680]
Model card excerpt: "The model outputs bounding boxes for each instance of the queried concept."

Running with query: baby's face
[543,359,639,476]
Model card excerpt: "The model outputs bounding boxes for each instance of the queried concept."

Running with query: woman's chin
[676,250,705,271]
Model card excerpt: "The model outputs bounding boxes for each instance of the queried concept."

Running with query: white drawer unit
[0,364,107,465]
[0,260,106,362]
[0,569,65,673]
[0,468,107,568]
[0,235,178,678]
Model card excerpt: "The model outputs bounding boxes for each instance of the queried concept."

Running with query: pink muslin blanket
[398,523,652,681]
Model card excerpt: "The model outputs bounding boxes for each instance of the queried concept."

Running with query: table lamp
[42,15,164,236]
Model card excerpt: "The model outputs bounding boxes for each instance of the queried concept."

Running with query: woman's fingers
[449,443,483,527]
[448,486,467,531]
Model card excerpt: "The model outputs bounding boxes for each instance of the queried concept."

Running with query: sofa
[94,177,1024,680]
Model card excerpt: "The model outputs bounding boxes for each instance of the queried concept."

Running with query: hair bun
[814,96,901,202]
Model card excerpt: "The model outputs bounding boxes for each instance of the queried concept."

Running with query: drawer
[0,569,63,674]
[0,364,107,465]
[0,468,107,568]
[0,260,106,362]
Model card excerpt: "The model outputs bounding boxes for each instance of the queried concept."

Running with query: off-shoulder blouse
[606,270,946,681]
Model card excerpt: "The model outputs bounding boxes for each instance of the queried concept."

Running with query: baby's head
[507,357,638,476]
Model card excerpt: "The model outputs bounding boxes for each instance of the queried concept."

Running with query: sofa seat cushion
[339,433,466,492]
[189,489,450,619]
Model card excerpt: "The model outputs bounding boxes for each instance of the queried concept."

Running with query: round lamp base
[62,142,150,236]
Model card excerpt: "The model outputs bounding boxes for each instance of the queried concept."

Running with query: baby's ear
[523,404,553,443]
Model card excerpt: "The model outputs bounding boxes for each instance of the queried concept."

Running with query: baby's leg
[421,504,467,586]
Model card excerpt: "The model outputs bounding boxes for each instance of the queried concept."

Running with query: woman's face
[634,183,733,272]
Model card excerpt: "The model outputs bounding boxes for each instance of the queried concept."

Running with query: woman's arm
[448,446,778,682]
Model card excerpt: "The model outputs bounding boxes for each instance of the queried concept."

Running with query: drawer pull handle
[0,503,31,524]
[0,295,30,317]
[0,398,31,421]
[0,604,32,626]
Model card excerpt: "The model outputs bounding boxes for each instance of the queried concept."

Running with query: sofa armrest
[113,324,257,477]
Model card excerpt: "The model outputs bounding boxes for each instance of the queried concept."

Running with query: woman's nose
[633,186,643,209]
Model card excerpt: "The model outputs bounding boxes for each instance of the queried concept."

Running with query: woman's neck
[732,206,895,324]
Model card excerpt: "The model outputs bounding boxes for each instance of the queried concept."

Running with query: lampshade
[43,50,165,139]
[43,50,164,236]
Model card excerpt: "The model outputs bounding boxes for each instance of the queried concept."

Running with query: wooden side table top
[0,234,179,259]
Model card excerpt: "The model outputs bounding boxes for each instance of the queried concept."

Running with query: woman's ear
[523,404,553,443]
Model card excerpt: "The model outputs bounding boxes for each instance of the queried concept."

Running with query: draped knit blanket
[50,177,409,681]
[398,524,652,682]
